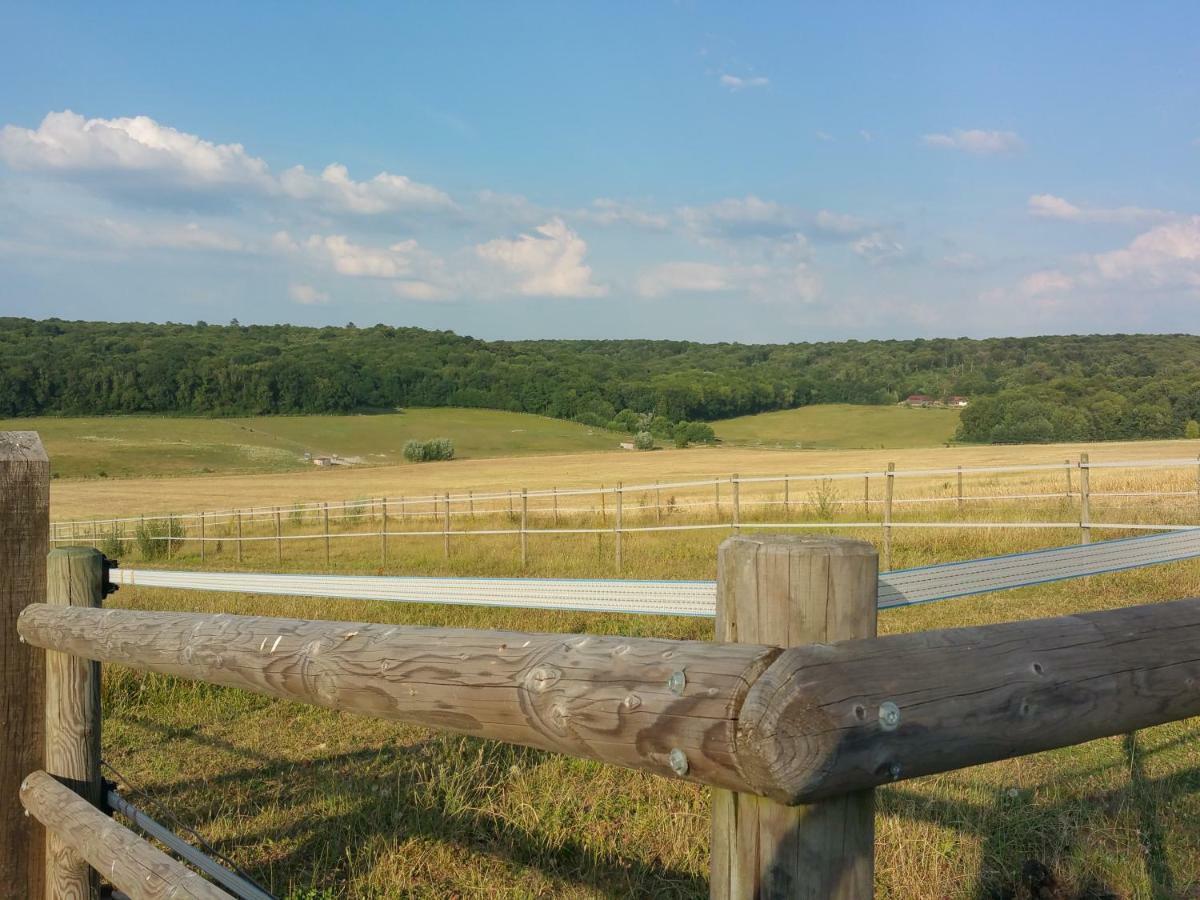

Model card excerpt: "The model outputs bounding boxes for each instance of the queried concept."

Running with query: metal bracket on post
[101,556,120,598]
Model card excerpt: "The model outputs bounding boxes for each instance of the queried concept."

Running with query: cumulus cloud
[299,234,424,278]
[1091,217,1200,287]
[813,209,872,237]
[0,110,272,189]
[637,261,730,297]
[0,110,451,216]
[720,74,770,90]
[475,218,606,297]
[922,129,1025,155]
[1027,193,1174,225]
[289,283,329,305]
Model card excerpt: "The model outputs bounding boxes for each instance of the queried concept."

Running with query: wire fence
[53,453,1200,572]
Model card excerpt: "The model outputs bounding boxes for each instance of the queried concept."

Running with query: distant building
[312,456,334,467]
[945,396,970,408]
[904,394,933,407]
[619,441,636,451]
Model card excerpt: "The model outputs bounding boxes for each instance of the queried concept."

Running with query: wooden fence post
[1079,453,1091,545]
[883,463,895,571]
[1065,459,1073,498]
[520,489,528,567]
[863,475,870,518]
[711,534,877,899]
[783,476,790,513]
[656,481,662,524]
[552,488,559,527]
[468,489,474,518]
[44,547,104,900]
[615,483,623,573]
[0,432,48,899]
[323,502,330,567]
[715,479,721,515]
[235,510,243,564]
[274,507,282,564]
[731,474,740,533]
[443,492,451,559]
[600,485,606,521]
[381,497,388,568]
[956,466,963,512]
[199,511,206,563]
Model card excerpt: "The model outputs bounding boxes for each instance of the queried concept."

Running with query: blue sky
[3,2,1199,342]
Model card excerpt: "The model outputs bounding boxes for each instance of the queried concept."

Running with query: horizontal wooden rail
[18,597,1200,804]
[20,770,232,900]
[17,605,780,795]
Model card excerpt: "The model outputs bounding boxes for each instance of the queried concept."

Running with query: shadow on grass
[111,711,1200,899]
[113,714,706,898]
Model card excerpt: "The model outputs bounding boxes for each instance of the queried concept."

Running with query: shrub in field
[134,516,184,560]
[1187,419,1200,439]
[98,527,128,559]
[672,421,717,448]
[809,478,837,520]
[634,431,655,450]
[403,438,455,462]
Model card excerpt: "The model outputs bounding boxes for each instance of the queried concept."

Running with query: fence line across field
[49,454,1200,530]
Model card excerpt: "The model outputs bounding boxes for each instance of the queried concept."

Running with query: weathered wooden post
[600,484,607,521]
[1065,459,1073,498]
[711,534,877,899]
[468,489,474,518]
[956,466,963,512]
[656,481,662,524]
[274,507,282,564]
[235,510,243,564]
[552,487,559,527]
[783,476,790,513]
[883,462,895,571]
[863,475,870,518]
[520,489,529,567]
[1079,453,1091,545]
[44,547,104,900]
[731,474,740,533]
[615,483,623,573]
[0,432,48,898]
[199,511,206,563]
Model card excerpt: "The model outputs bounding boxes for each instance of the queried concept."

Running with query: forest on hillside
[2,317,1199,444]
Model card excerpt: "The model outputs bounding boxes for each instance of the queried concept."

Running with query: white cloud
[637,261,730,297]
[0,110,451,216]
[0,110,272,189]
[720,74,770,90]
[853,232,907,266]
[1018,270,1074,296]
[391,280,450,302]
[279,163,453,214]
[289,283,329,305]
[300,234,423,278]
[576,198,669,230]
[475,218,606,297]
[1027,193,1174,225]
[679,195,797,240]
[922,129,1025,155]
[1091,216,1200,287]
[95,217,246,252]
[814,209,872,237]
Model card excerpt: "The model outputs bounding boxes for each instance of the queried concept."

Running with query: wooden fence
[7,432,1200,898]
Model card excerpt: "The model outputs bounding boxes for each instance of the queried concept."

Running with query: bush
[404,438,455,462]
[633,431,655,450]
[672,421,717,448]
[1187,420,1200,439]
[135,516,184,560]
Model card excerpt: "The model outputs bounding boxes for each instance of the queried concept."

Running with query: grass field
[46,436,1199,521]
[714,402,961,449]
[0,409,618,479]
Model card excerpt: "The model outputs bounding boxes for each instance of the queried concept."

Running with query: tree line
[2,317,1199,444]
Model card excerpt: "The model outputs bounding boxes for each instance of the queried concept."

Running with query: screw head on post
[879,701,901,731]
[668,748,689,776]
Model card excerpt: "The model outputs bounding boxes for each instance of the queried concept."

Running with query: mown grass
[714,402,961,449]
[3,409,618,480]
[95,495,1200,898]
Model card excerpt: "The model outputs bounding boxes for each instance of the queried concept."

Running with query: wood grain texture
[45,547,104,900]
[20,771,232,900]
[0,430,49,899]
[737,594,1200,803]
[711,534,877,900]
[18,605,780,793]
